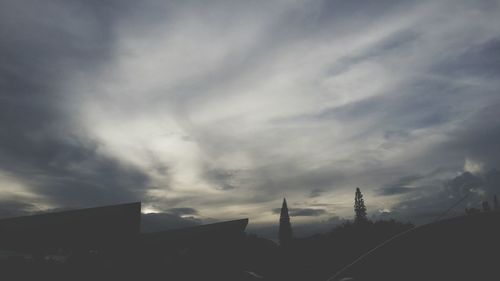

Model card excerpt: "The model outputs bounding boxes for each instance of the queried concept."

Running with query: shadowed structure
[0,203,250,280]
[332,211,500,281]
[0,202,141,253]
[279,198,292,246]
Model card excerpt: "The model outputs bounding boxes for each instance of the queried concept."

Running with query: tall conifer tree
[354,187,368,224]
[279,198,292,245]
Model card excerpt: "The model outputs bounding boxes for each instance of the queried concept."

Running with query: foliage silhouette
[354,187,367,224]
[1,191,498,281]
[278,198,292,246]
[482,200,491,212]
[465,207,481,214]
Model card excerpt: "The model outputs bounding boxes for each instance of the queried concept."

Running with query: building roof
[0,202,141,251]
[141,218,248,249]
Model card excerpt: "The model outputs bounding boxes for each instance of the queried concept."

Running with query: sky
[1,0,500,237]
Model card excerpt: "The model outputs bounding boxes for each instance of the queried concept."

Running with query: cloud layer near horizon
[1,0,500,232]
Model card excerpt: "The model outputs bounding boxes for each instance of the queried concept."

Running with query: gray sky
[1,0,500,235]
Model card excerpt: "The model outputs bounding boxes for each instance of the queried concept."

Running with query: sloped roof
[0,202,141,251]
[141,218,248,248]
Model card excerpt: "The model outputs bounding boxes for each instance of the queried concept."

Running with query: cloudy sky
[1,0,500,235]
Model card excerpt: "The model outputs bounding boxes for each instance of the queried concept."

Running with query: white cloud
[16,0,500,224]
[464,158,484,175]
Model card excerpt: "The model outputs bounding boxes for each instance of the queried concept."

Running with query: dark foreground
[1,204,499,281]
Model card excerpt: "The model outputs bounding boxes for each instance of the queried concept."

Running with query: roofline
[0,202,141,222]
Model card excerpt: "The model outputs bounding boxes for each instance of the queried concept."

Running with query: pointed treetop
[280,198,289,219]
[279,197,292,245]
[354,187,367,224]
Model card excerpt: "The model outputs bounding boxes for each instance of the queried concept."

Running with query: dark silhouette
[278,198,292,246]
[465,207,481,214]
[482,200,491,212]
[0,203,249,281]
[265,189,415,281]
[494,194,499,210]
[332,212,500,281]
[1,191,498,281]
[0,202,141,253]
[354,187,367,224]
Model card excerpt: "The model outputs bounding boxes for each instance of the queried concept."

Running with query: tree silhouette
[354,187,368,224]
[278,198,292,246]
[465,207,481,215]
[482,201,491,212]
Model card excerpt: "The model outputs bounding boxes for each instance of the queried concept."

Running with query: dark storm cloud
[377,175,422,196]
[379,170,500,224]
[374,101,500,223]
[304,77,465,138]
[0,0,153,211]
[433,37,500,78]
[442,104,500,169]
[283,26,500,140]
[378,187,414,196]
[1,0,500,231]
[316,0,419,27]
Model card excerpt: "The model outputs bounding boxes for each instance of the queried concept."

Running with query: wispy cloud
[1,0,499,230]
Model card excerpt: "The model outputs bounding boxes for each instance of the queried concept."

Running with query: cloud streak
[1,0,500,232]
[273,208,327,217]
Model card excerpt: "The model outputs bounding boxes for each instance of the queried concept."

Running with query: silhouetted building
[278,198,292,245]
[0,203,249,280]
[141,218,248,252]
[0,202,141,253]
[494,194,499,211]
[138,218,249,280]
